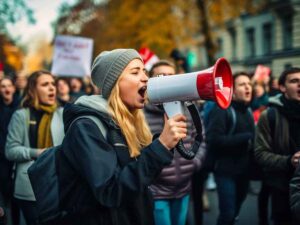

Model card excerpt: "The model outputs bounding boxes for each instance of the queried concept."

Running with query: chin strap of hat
[175,101,203,160]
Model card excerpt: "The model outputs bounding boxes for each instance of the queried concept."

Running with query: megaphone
[147,57,233,159]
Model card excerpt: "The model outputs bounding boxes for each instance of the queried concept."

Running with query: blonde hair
[108,78,152,157]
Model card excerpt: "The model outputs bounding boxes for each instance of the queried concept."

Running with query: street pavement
[8,181,269,225]
[202,181,270,225]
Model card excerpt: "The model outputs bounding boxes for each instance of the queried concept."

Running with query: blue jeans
[215,174,249,225]
[153,195,189,225]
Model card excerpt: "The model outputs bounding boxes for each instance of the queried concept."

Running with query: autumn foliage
[55,0,264,59]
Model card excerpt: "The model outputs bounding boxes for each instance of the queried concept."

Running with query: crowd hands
[0,48,299,225]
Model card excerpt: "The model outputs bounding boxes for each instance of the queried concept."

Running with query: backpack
[203,105,253,172]
[267,107,276,140]
[27,115,107,224]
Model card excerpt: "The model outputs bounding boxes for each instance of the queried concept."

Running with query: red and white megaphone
[147,57,233,160]
[147,57,233,111]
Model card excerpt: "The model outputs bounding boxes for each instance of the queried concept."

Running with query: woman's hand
[159,114,187,150]
[37,148,46,156]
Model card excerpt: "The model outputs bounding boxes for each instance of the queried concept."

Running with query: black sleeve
[61,118,173,207]
[290,165,300,222]
[206,107,252,154]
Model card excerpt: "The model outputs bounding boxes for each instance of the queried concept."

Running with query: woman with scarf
[5,70,64,225]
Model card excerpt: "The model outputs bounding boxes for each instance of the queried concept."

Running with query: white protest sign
[51,35,93,77]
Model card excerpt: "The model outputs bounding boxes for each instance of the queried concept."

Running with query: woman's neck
[2,96,13,105]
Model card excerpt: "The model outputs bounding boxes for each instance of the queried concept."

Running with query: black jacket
[55,96,173,225]
[290,165,300,222]
[0,96,19,197]
[206,101,255,176]
[255,94,300,191]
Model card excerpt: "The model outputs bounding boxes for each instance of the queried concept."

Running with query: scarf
[35,104,57,148]
[279,95,300,120]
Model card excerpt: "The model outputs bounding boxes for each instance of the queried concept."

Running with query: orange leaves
[64,0,199,58]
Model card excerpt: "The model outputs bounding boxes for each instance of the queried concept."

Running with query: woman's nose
[50,84,55,90]
[142,72,149,81]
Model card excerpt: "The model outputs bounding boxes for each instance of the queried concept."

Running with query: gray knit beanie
[91,49,142,99]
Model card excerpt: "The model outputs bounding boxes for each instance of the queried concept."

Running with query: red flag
[253,65,271,83]
[139,47,159,71]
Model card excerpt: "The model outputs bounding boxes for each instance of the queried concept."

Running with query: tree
[54,0,200,58]
[0,0,35,74]
[0,0,35,34]
[54,0,266,62]
[54,0,98,36]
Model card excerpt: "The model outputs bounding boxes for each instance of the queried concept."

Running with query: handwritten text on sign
[51,35,93,77]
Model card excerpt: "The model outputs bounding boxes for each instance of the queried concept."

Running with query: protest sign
[51,35,93,77]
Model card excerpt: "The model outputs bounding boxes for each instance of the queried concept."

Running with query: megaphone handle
[175,102,203,160]
[185,102,203,139]
[163,101,185,118]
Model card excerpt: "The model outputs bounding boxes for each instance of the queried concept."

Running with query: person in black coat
[0,77,19,224]
[55,49,188,225]
[206,72,255,225]
[260,68,300,225]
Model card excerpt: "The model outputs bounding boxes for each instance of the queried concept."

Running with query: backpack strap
[267,107,276,140]
[227,106,253,135]
[227,106,236,135]
[69,115,131,168]
[80,115,107,140]
[68,115,107,140]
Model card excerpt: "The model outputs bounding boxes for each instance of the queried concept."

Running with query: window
[285,63,292,69]
[246,28,255,57]
[282,15,293,49]
[228,28,236,59]
[263,23,272,55]
[216,38,223,58]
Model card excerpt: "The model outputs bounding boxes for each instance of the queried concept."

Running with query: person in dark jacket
[69,77,85,99]
[291,167,300,223]
[55,49,188,225]
[144,60,206,225]
[255,67,300,225]
[56,77,75,107]
[206,72,254,225]
[13,72,27,102]
[0,77,19,225]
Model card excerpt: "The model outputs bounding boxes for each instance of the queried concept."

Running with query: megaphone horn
[147,57,233,109]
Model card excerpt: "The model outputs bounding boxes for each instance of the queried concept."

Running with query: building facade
[214,0,300,76]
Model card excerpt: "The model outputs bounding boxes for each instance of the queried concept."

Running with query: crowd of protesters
[0,48,300,225]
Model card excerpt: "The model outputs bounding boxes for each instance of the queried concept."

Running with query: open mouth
[138,86,147,98]
[48,94,55,98]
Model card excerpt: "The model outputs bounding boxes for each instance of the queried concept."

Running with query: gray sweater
[5,107,64,201]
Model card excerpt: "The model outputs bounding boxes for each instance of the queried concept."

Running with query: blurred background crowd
[0,0,300,225]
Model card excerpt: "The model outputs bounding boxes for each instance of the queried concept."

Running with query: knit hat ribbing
[91,49,142,99]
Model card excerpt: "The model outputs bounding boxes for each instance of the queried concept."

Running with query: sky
[7,0,76,45]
